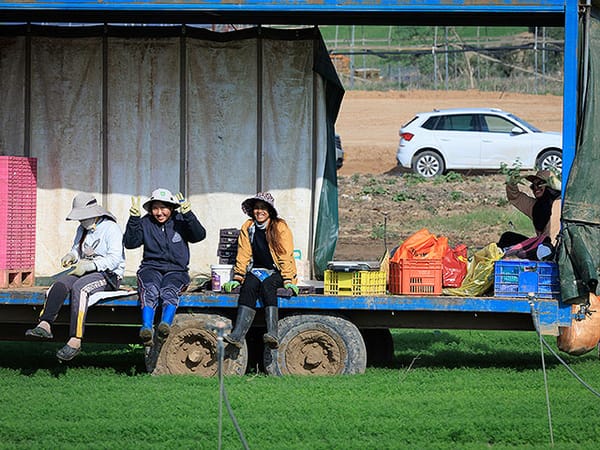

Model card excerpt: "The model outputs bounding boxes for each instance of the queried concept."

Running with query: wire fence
[325,26,564,95]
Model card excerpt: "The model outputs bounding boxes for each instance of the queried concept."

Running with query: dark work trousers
[40,272,115,339]
[498,231,529,249]
[137,267,190,310]
[238,271,283,309]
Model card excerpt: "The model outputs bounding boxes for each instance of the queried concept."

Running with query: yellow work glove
[223,280,240,293]
[284,283,299,296]
[176,192,192,214]
[129,196,141,217]
[69,260,96,277]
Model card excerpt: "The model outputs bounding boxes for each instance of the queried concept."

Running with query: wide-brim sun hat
[66,193,117,222]
[525,169,562,191]
[142,188,180,212]
[241,192,278,218]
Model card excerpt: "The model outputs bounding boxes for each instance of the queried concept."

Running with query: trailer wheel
[361,328,394,366]
[150,314,247,376]
[264,314,366,375]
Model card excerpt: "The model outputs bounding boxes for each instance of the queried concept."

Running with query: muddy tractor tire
[264,314,366,376]
[148,313,248,376]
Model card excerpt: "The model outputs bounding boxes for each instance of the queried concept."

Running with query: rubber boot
[263,306,279,348]
[224,305,256,348]
[157,304,177,341]
[140,306,155,346]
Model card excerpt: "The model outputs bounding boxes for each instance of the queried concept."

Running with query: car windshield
[507,113,541,132]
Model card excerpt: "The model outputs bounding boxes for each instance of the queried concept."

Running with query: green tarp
[558,6,600,303]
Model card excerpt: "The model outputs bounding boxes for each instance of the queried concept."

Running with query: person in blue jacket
[123,188,206,345]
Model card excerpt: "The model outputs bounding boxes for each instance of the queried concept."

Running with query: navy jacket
[123,211,206,272]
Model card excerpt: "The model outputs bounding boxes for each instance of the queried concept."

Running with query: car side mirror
[510,126,525,135]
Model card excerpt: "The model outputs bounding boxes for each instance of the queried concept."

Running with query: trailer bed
[0,288,573,338]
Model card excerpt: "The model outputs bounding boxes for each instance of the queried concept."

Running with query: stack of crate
[0,156,37,288]
[218,228,239,264]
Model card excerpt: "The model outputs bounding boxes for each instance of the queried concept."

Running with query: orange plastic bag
[392,228,448,262]
[557,292,600,356]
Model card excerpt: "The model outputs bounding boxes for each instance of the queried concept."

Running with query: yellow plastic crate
[324,270,387,296]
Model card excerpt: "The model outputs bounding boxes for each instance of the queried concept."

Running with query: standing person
[25,193,126,361]
[123,188,206,345]
[223,192,298,349]
[499,169,562,258]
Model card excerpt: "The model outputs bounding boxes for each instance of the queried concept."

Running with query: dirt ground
[333,90,563,260]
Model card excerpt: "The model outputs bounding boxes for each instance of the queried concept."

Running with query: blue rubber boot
[157,304,177,341]
[139,306,155,345]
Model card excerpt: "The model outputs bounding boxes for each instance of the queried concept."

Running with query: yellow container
[324,270,387,296]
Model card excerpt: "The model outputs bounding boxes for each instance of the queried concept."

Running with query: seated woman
[25,193,126,361]
[123,188,206,346]
[499,169,561,259]
[223,192,298,350]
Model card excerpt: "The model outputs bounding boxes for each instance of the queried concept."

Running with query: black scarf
[532,188,560,233]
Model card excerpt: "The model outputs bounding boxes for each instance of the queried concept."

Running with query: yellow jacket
[233,218,298,285]
[506,183,561,246]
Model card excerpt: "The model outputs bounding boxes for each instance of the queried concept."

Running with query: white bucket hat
[143,188,180,212]
[241,192,278,218]
[66,193,116,222]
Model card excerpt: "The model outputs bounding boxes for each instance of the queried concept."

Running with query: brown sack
[557,292,600,356]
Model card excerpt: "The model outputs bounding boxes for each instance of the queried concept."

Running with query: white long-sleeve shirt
[69,218,126,278]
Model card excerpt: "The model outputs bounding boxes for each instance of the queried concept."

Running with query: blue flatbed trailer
[0,287,575,375]
[0,0,586,375]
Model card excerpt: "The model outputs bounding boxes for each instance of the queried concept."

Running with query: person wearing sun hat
[123,188,206,346]
[223,192,298,350]
[499,169,562,257]
[25,192,126,362]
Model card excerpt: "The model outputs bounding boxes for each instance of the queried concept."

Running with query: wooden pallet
[0,268,35,288]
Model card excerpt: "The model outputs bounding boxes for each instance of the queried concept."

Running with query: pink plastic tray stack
[0,156,37,288]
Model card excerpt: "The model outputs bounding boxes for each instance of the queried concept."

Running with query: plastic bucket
[211,264,233,292]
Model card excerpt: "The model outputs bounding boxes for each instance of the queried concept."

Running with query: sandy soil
[336,90,563,176]
[333,90,563,260]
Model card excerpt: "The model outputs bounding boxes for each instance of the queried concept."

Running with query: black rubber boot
[224,305,256,349]
[263,306,279,348]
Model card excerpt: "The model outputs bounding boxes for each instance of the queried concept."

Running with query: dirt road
[336,90,563,175]
[332,90,563,261]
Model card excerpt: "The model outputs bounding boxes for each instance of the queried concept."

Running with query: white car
[396,108,562,178]
[335,133,344,169]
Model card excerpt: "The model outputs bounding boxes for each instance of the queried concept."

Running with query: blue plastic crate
[494,260,560,299]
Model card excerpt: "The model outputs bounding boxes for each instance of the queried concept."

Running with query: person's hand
[284,283,299,296]
[60,252,77,268]
[129,196,141,217]
[505,171,522,186]
[69,260,96,277]
[176,192,192,214]
[223,280,240,293]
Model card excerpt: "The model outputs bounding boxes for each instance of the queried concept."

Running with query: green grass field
[1,330,599,449]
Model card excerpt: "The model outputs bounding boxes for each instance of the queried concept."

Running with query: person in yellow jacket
[223,192,298,349]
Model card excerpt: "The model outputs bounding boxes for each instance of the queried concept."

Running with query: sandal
[56,344,81,362]
[25,326,53,340]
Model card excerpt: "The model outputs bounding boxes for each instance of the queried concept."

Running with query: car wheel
[413,150,445,178]
[537,150,562,173]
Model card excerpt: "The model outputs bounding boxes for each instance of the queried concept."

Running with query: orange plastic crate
[389,259,442,295]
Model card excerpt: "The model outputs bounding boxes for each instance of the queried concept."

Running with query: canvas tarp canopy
[557,3,600,303]
[0,25,343,280]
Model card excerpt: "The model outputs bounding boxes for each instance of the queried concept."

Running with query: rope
[529,300,600,399]
[533,310,554,446]
[215,322,250,450]
[528,300,600,445]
